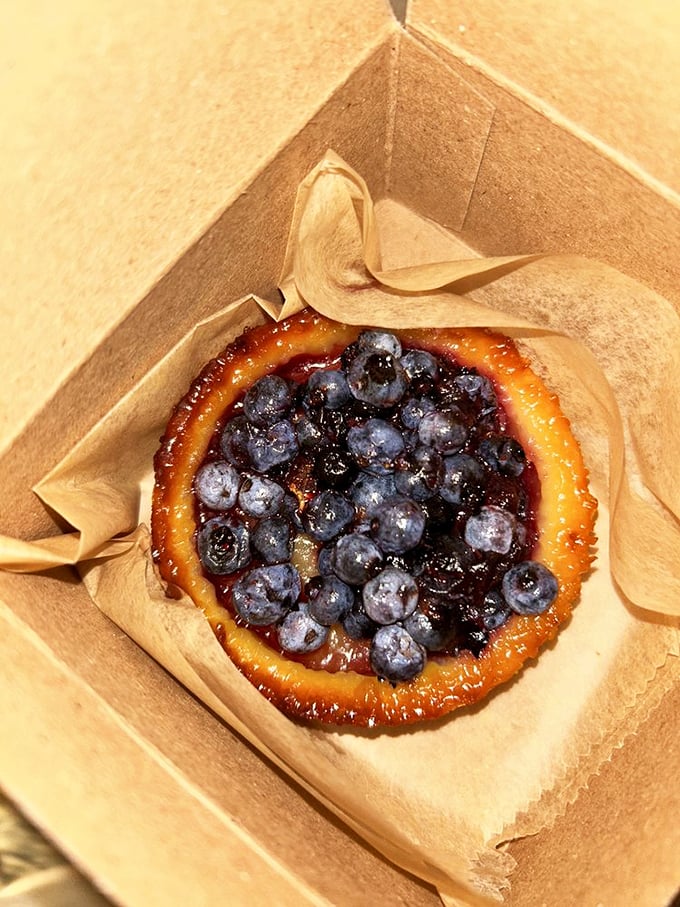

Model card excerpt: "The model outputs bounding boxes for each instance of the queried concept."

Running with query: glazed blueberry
[347,418,405,475]
[294,413,325,449]
[394,446,442,501]
[342,602,378,640]
[370,495,426,554]
[362,567,419,624]
[418,408,468,454]
[454,372,497,407]
[317,545,335,576]
[250,517,293,564]
[439,453,485,506]
[247,419,299,472]
[403,600,455,651]
[478,436,526,477]
[194,460,240,510]
[303,490,355,542]
[370,625,426,683]
[400,349,438,385]
[231,564,301,625]
[347,350,408,408]
[220,415,256,469]
[464,506,516,554]
[238,474,285,518]
[480,589,512,630]
[349,471,398,516]
[313,445,355,489]
[400,396,436,431]
[197,517,251,575]
[358,329,402,359]
[306,575,354,626]
[305,369,351,409]
[280,491,304,530]
[277,607,328,654]
[459,623,489,657]
[243,374,292,426]
[330,533,383,585]
[502,561,558,615]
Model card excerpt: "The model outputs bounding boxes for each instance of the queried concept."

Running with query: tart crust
[152,309,597,726]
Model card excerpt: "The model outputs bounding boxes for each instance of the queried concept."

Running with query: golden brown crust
[152,309,596,727]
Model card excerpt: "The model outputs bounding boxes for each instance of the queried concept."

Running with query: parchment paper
[1,153,678,903]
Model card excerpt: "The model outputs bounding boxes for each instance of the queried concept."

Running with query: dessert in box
[1,2,679,904]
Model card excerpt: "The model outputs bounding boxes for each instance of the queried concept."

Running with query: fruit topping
[153,310,597,725]
[188,326,563,687]
[232,563,301,625]
[369,625,426,684]
[502,561,559,615]
[197,517,251,575]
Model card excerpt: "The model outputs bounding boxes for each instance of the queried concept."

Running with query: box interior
[2,6,679,905]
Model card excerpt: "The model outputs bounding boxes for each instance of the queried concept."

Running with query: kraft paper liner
[0,153,678,902]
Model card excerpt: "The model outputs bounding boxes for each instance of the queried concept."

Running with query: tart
[152,309,596,727]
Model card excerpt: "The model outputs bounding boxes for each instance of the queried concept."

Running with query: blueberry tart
[152,310,596,726]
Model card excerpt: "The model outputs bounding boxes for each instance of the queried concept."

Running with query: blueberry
[342,602,378,639]
[306,575,354,626]
[358,329,402,359]
[347,418,405,475]
[349,471,398,516]
[243,374,292,426]
[330,533,383,585]
[247,419,299,472]
[294,413,325,449]
[197,517,251,575]
[403,600,455,651]
[277,607,328,653]
[454,372,497,407]
[362,567,418,624]
[347,350,408,408]
[400,349,438,384]
[313,445,355,489]
[400,396,436,431]
[459,623,489,657]
[280,491,304,530]
[418,408,468,453]
[394,446,442,501]
[194,460,240,510]
[231,564,301,625]
[305,369,351,409]
[464,506,516,554]
[478,436,526,477]
[420,534,477,596]
[502,561,558,615]
[370,625,426,683]
[303,490,355,542]
[480,589,512,630]
[220,415,256,469]
[370,495,426,554]
[439,453,485,506]
[238,474,285,518]
[250,517,293,564]
[316,545,335,576]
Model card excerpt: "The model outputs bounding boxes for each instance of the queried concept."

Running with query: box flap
[0,0,394,453]
[408,0,680,197]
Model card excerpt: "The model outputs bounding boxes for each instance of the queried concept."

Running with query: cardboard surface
[0,0,392,455]
[409,0,680,194]
[2,2,679,905]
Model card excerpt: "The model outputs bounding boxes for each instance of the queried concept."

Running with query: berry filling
[191,329,553,685]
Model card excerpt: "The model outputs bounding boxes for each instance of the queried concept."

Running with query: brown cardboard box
[1,1,678,904]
